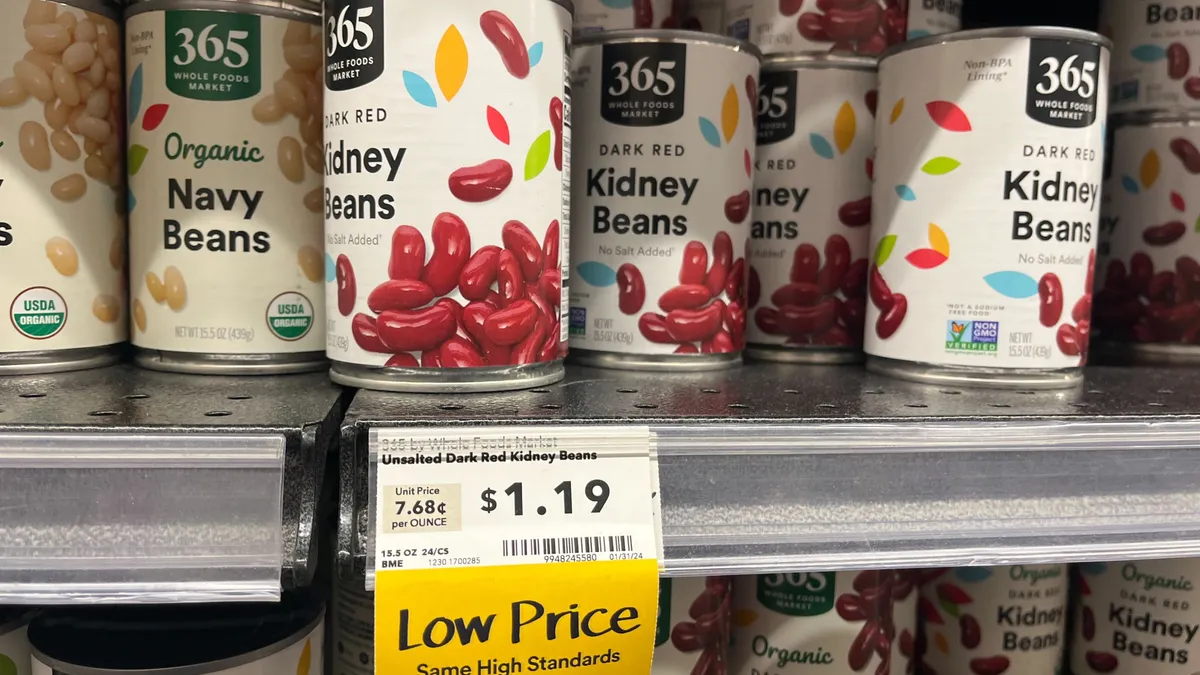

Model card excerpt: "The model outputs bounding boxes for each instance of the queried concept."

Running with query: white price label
[371,426,661,573]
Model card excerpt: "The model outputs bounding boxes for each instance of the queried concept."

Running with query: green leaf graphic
[1195,212,1200,233]
[524,130,552,181]
[128,144,149,175]
[921,156,961,175]
[940,598,960,618]
[874,234,897,267]
[0,653,16,675]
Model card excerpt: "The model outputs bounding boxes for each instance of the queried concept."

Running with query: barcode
[502,535,633,557]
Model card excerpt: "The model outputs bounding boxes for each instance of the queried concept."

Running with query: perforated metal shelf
[0,364,346,604]
[340,363,1200,579]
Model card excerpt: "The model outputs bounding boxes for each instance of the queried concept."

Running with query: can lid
[573,29,763,62]
[879,26,1113,63]
[762,52,877,72]
[1111,109,1200,127]
[29,592,324,675]
[124,0,319,21]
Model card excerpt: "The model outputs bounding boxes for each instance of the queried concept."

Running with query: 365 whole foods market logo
[164,11,261,100]
[10,287,67,339]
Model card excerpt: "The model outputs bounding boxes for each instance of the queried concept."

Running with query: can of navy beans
[1096,112,1200,363]
[746,54,876,363]
[323,0,572,392]
[1102,0,1200,114]
[864,28,1111,389]
[568,30,760,370]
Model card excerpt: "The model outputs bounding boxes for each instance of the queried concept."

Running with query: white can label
[126,9,325,353]
[323,0,570,369]
[684,0,725,34]
[0,0,125,353]
[1073,559,1200,674]
[920,565,1068,675]
[1103,0,1200,113]
[1096,122,1200,345]
[0,624,30,675]
[866,36,1108,369]
[574,0,677,33]
[748,64,875,350]
[568,39,757,357]
[332,575,375,675]
[731,571,917,674]
[654,577,732,674]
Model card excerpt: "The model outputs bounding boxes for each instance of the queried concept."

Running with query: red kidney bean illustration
[707,233,733,298]
[822,4,882,41]
[543,219,560,270]
[725,301,746,339]
[632,0,654,27]
[639,313,675,343]
[671,622,702,652]
[336,254,356,316]
[538,330,560,362]
[1104,259,1127,290]
[702,331,735,354]
[726,258,745,301]
[502,220,544,282]
[434,297,466,337]
[840,297,865,336]
[1169,42,1191,80]
[484,299,538,346]
[681,241,709,285]
[1143,221,1186,246]
[1082,605,1095,641]
[376,306,457,353]
[1085,651,1118,673]
[538,269,561,309]
[549,97,563,171]
[779,298,837,336]
[1056,322,1080,356]
[666,304,723,343]
[1038,273,1063,327]
[840,260,868,302]
[814,325,852,346]
[1148,270,1175,301]
[838,196,871,227]
[848,621,880,671]
[876,293,906,339]
[792,244,820,284]
[1072,295,1092,323]
[497,249,525,306]
[1130,252,1154,294]
[384,352,418,368]
[351,313,389,353]
[772,282,822,307]
[835,593,866,621]
[1186,76,1200,99]
[725,191,750,224]
[755,307,781,335]
[440,336,486,368]
[458,245,501,301]
[480,11,529,78]
[816,0,876,12]
[1179,255,1200,296]
[368,279,435,313]
[1170,137,1200,173]
[689,588,723,619]
[864,89,878,117]
[388,225,426,281]
[659,284,713,312]
[511,319,547,365]
[745,74,757,125]
[779,0,804,15]
[421,212,471,295]
[852,570,888,594]
[857,31,887,55]
[797,12,829,40]
[968,656,1010,675]
[448,159,513,202]
[748,266,761,307]
[421,350,442,368]
[674,343,699,354]
[959,614,981,648]
[463,301,510,366]
[884,6,905,44]
[526,284,554,322]
[818,235,851,295]
[617,263,646,315]
[898,629,914,658]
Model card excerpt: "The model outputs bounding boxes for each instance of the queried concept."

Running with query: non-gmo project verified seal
[569,307,586,337]
[946,320,999,353]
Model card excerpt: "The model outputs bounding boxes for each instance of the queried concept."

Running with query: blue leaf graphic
[895,184,916,201]
[599,0,632,6]
[1121,175,1140,194]
[809,133,834,159]
[528,42,544,68]
[325,253,336,283]
[1131,44,1167,62]
[907,29,932,39]
[955,567,994,583]
[1080,562,1108,576]
[984,271,1039,299]
[403,71,438,108]
[576,261,617,287]
[127,189,136,214]
[698,117,721,148]
[128,64,143,126]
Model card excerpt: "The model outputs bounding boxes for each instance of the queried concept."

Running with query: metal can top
[574,28,763,62]
[549,0,575,14]
[762,52,877,73]
[1110,109,1200,128]
[879,26,1113,63]
[124,0,319,22]
[59,0,121,20]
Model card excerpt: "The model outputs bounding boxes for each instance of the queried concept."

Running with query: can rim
[879,26,1113,62]
[762,52,877,72]
[573,29,763,61]
[124,0,319,21]
[55,0,120,21]
[550,0,575,15]
[1110,110,1200,127]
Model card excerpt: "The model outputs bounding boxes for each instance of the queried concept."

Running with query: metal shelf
[339,363,1200,581]
[0,364,345,604]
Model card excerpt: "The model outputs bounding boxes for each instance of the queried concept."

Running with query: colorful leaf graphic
[983,271,1038,299]
[810,134,834,159]
[939,598,961,618]
[524,130,552,180]
[577,261,617,287]
[906,248,947,269]
[403,71,438,108]
[744,149,752,177]
[921,156,960,175]
[699,117,721,148]
[1080,562,1108,576]
[895,184,916,201]
[908,28,931,38]
[528,41,544,68]
[127,188,136,213]
[928,223,949,257]
[127,144,149,175]
[128,64,143,126]
[1121,175,1139,194]
[434,26,468,102]
[874,234,897,267]
[934,632,949,654]
[1079,576,1092,596]
[721,85,739,143]
[0,655,15,675]
[325,253,336,283]
[141,103,168,131]
[599,0,633,6]
[919,596,943,624]
[1131,44,1167,62]
[1140,149,1161,188]
[954,567,993,583]
[926,100,971,132]
[1172,191,1186,212]
[833,101,855,154]
[1195,213,1200,233]
[889,98,904,124]
[937,583,971,604]
[298,640,311,675]
[486,106,510,144]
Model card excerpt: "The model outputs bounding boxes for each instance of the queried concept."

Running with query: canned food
[568,30,759,370]
[0,611,32,675]
[330,574,373,675]
[683,0,724,33]
[654,576,732,675]
[30,595,323,675]
[1096,113,1200,363]
[1103,0,1200,113]
[723,0,961,57]
[1072,559,1200,675]
[865,28,1111,389]
[919,565,1068,675]
[575,0,679,32]
[0,0,125,374]
[730,571,918,675]
[323,0,572,392]
[746,54,875,363]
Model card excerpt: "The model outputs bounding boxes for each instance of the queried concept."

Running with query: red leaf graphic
[487,105,510,145]
[1079,575,1091,596]
[744,149,752,178]
[1172,191,1186,212]
[906,248,948,269]
[926,100,971,132]
[142,103,169,131]
[936,582,973,604]
[919,596,944,624]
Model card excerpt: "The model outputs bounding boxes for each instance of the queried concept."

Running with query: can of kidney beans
[865,28,1110,389]
[1072,558,1200,675]
[730,571,918,675]
[568,30,759,370]
[746,54,876,363]
[654,576,731,675]
[723,0,961,57]
[919,565,1068,675]
[323,0,572,392]
[0,0,125,374]
[1102,0,1200,113]
[126,0,325,374]
[574,0,679,33]
[1095,113,1200,363]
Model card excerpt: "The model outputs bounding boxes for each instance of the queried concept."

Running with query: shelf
[338,362,1200,582]
[0,364,345,604]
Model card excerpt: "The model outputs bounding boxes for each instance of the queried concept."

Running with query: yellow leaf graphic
[721,84,739,143]
[889,98,905,125]
[435,25,468,102]
[934,632,949,654]
[833,101,855,154]
[928,223,949,257]
[297,639,311,675]
[1140,149,1160,188]
[734,609,758,627]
